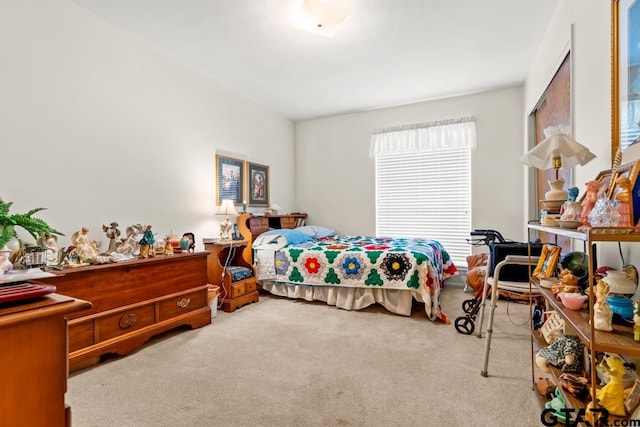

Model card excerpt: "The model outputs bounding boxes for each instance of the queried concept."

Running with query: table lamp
[216,199,238,241]
[520,126,596,202]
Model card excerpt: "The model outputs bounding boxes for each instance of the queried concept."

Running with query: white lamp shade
[216,199,238,216]
[520,132,596,170]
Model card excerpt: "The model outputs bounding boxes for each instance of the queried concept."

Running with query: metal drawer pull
[119,313,138,329]
[176,298,191,308]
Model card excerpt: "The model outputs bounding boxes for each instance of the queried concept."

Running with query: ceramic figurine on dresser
[102,221,121,253]
[69,227,99,264]
[138,225,156,259]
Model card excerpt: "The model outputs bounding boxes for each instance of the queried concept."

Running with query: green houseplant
[0,197,63,249]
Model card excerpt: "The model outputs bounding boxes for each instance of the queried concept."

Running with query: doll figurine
[138,225,155,259]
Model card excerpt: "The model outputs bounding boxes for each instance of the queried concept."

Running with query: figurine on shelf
[615,176,632,227]
[102,221,121,253]
[593,279,613,332]
[164,236,174,256]
[592,355,627,416]
[536,333,583,373]
[579,180,600,230]
[138,225,155,259]
[126,224,144,255]
[551,269,579,297]
[37,232,59,266]
[70,227,99,262]
[0,248,12,275]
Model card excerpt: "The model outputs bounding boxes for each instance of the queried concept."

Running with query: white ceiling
[69,0,559,121]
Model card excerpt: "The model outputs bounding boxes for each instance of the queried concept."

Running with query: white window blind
[371,118,474,268]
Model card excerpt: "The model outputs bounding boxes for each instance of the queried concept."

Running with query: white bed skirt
[260,281,423,316]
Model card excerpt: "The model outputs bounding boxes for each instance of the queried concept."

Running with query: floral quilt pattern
[271,235,458,322]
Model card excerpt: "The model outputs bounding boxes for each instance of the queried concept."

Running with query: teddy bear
[536,333,583,373]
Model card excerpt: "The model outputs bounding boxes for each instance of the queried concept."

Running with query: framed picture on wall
[215,154,244,205]
[612,0,640,160]
[247,162,269,207]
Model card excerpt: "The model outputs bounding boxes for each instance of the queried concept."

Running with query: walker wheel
[462,299,475,314]
[454,316,475,335]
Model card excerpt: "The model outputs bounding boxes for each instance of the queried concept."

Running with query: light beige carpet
[67,284,542,426]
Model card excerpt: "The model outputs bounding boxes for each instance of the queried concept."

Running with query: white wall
[525,0,626,265]
[295,86,527,244]
[0,0,295,250]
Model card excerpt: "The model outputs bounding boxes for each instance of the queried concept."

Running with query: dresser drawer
[69,320,94,352]
[97,304,155,342]
[230,278,256,298]
[158,289,206,321]
[280,217,297,229]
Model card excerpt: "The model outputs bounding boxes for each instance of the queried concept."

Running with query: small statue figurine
[593,279,613,332]
[70,227,100,263]
[102,221,121,253]
[126,224,144,255]
[593,355,627,416]
[579,180,600,230]
[164,236,174,256]
[615,176,632,227]
[0,248,13,275]
[138,225,155,259]
[37,232,59,266]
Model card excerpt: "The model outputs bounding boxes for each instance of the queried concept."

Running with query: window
[371,118,475,267]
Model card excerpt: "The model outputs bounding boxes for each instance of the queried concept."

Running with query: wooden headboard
[237,213,308,261]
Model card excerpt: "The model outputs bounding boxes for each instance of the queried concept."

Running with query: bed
[252,226,458,322]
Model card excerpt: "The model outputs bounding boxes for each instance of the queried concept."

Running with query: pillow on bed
[295,225,335,239]
[261,228,314,244]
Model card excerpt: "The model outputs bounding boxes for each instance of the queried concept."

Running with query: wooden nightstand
[203,238,258,312]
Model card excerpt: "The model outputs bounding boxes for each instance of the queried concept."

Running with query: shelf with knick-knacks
[527,223,640,422]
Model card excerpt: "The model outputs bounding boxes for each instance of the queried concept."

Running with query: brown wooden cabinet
[203,237,258,313]
[38,252,211,371]
[0,293,90,426]
[245,213,307,239]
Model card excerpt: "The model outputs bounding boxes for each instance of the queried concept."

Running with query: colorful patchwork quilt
[258,235,458,322]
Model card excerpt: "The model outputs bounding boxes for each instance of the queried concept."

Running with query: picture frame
[246,162,269,207]
[612,0,640,163]
[533,244,561,278]
[215,154,244,205]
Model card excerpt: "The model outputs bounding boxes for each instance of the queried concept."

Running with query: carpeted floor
[67,284,543,426]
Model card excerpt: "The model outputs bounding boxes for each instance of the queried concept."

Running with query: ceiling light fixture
[291,0,350,36]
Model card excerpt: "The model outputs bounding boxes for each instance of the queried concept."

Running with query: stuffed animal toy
[536,333,583,373]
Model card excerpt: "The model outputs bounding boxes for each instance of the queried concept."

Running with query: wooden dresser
[38,252,211,371]
[0,293,90,426]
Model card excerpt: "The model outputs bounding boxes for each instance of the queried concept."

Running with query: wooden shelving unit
[528,222,640,423]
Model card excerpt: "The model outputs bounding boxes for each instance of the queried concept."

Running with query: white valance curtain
[370,117,477,157]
